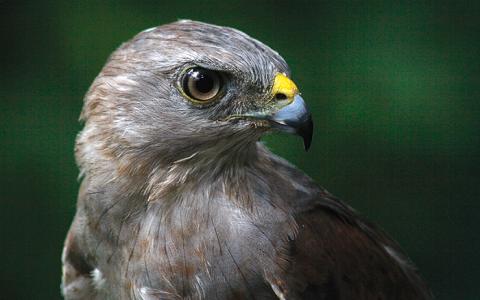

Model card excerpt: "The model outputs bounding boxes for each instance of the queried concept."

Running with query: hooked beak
[228,73,313,150]
[267,94,313,151]
[262,73,313,151]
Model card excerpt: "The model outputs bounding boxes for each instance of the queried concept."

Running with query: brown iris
[181,67,223,102]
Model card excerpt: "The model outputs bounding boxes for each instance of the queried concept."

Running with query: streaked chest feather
[90,181,298,299]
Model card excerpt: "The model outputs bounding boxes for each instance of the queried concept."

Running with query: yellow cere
[271,73,299,102]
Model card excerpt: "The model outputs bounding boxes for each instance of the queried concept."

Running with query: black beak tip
[298,115,313,151]
[267,94,313,151]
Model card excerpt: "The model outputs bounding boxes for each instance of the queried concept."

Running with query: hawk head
[77,20,312,180]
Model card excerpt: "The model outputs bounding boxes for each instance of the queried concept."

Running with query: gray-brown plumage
[62,20,433,299]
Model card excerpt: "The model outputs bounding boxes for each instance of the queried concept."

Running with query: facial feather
[76,21,291,198]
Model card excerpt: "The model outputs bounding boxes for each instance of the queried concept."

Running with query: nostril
[275,93,287,100]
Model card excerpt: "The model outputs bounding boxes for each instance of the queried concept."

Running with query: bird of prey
[62,20,432,299]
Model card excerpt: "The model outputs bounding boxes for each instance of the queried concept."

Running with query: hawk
[62,20,432,299]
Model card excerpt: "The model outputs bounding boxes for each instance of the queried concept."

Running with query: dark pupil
[193,71,214,93]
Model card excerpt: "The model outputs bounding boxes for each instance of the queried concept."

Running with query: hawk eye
[181,67,223,102]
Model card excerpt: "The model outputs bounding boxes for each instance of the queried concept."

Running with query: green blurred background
[1,1,479,299]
